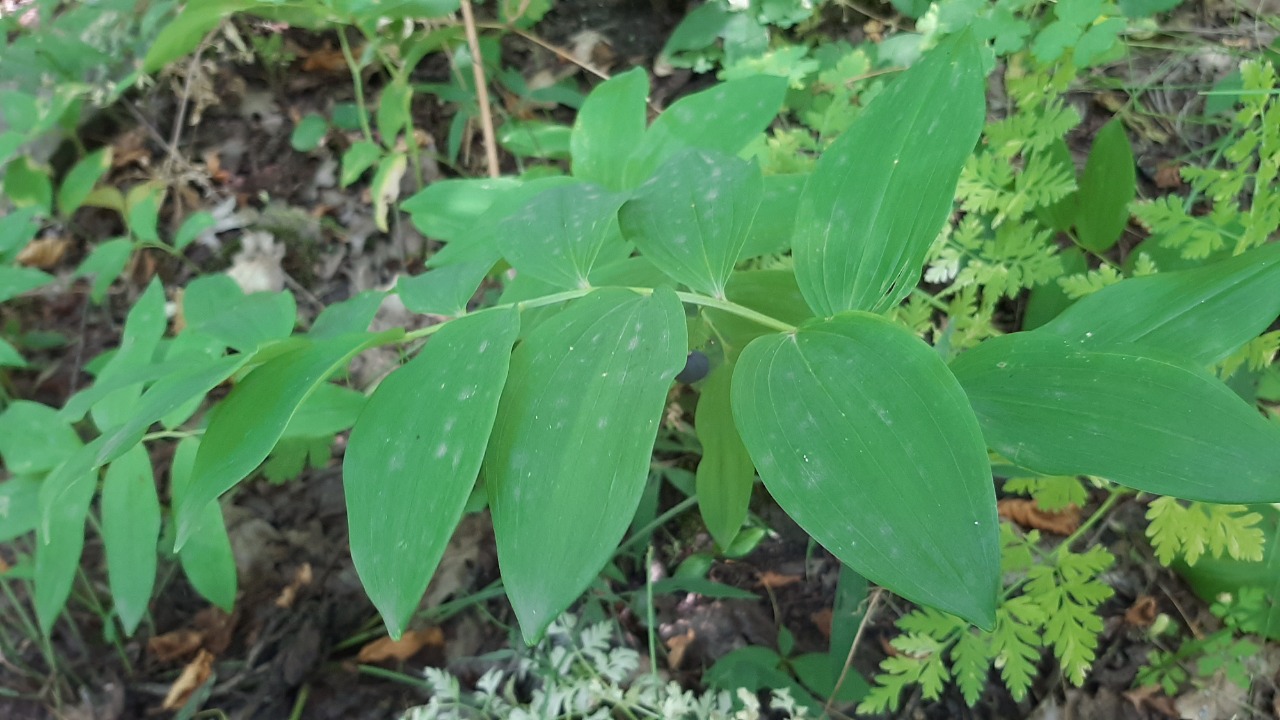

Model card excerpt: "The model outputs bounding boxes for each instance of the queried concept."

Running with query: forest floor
[1,0,1277,719]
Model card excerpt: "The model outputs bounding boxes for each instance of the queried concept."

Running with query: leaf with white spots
[570,67,648,191]
[732,313,999,627]
[619,148,762,298]
[951,332,1280,503]
[486,288,687,642]
[345,309,519,637]
[793,33,985,316]
[497,183,630,290]
[623,75,788,187]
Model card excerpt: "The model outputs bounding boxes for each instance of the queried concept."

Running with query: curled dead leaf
[757,571,802,590]
[998,498,1081,536]
[161,649,214,710]
[17,236,69,269]
[148,629,205,663]
[1154,163,1183,189]
[811,608,834,639]
[275,562,314,609]
[301,44,352,73]
[665,628,695,670]
[356,627,444,664]
[1124,595,1159,627]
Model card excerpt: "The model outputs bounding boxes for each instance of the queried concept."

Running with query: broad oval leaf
[1039,242,1280,366]
[1074,119,1135,253]
[175,331,398,546]
[619,148,762,298]
[183,275,297,353]
[101,444,160,636]
[57,148,112,219]
[0,401,82,475]
[397,260,492,317]
[793,34,986,316]
[732,313,999,627]
[486,288,687,641]
[695,365,755,548]
[623,75,787,187]
[0,476,40,542]
[171,438,237,611]
[345,309,519,637]
[570,67,648,191]
[35,464,96,635]
[498,183,628,290]
[951,332,1280,502]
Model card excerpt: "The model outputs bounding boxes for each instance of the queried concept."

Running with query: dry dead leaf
[997,498,1081,535]
[864,20,885,43]
[1124,595,1159,627]
[111,127,151,168]
[275,562,314,609]
[810,608,834,639]
[1154,163,1183,189]
[301,44,352,73]
[192,606,235,656]
[665,629,695,670]
[227,230,285,294]
[758,571,802,589]
[148,629,205,663]
[161,649,214,710]
[356,627,444,664]
[16,236,69,269]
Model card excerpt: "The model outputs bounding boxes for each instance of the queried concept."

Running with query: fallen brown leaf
[1154,163,1183,189]
[111,127,151,168]
[16,236,69,269]
[301,44,351,73]
[275,562,314,609]
[811,608,834,639]
[998,498,1081,535]
[192,606,235,656]
[148,629,205,663]
[356,627,444,664]
[1124,684,1179,717]
[665,629,695,670]
[758,570,802,589]
[161,649,214,710]
[1124,595,1159,627]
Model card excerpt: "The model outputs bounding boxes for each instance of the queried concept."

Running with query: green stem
[1055,488,1127,556]
[338,31,376,144]
[399,286,795,345]
[615,496,698,556]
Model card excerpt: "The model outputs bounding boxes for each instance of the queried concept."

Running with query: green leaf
[402,177,522,241]
[76,238,133,304]
[0,336,25,368]
[0,401,82,475]
[35,465,96,635]
[1039,242,1280,366]
[0,206,42,261]
[732,313,999,627]
[1073,119,1134,252]
[486,289,687,641]
[90,280,167,432]
[341,141,383,187]
[290,113,328,152]
[497,183,628,289]
[346,309,519,637]
[170,438,237,611]
[371,152,407,232]
[376,81,412,148]
[695,365,755,548]
[96,354,250,466]
[2,156,53,212]
[619,148,762,298]
[279,383,367,439]
[57,148,112,218]
[396,260,491,317]
[793,34,985,316]
[1034,139,1079,233]
[183,275,296,352]
[0,476,40,542]
[951,332,1280,502]
[1022,247,1087,331]
[309,290,386,338]
[571,68,648,191]
[0,265,53,304]
[175,331,397,546]
[623,75,788,187]
[100,445,159,636]
[499,121,572,160]
[125,183,165,243]
[173,211,215,251]
[741,173,804,259]
[144,0,256,72]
